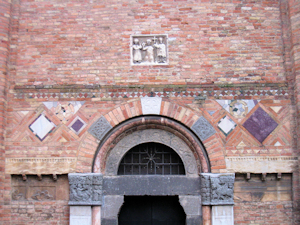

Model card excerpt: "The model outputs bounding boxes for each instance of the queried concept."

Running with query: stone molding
[13,84,289,100]
[105,129,198,176]
[225,156,298,173]
[200,173,235,205]
[5,157,77,174]
[69,173,103,206]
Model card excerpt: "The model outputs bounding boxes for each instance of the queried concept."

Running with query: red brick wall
[10,0,286,87]
[234,201,293,224]
[11,201,69,225]
[0,0,11,224]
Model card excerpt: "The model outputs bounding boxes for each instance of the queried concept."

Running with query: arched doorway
[119,196,186,225]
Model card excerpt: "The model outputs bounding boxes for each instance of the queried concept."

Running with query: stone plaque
[141,97,162,115]
[88,116,112,141]
[131,35,168,65]
[69,173,103,206]
[191,116,216,142]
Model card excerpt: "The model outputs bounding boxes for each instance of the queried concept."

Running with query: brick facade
[0,0,299,224]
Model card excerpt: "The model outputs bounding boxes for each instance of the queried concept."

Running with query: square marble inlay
[29,114,56,141]
[68,116,87,135]
[243,107,278,143]
[218,116,236,136]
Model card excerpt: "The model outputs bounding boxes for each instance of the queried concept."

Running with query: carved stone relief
[68,173,103,206]
[105,129,198,176]
[88,116,112,141]
[191,116,216,142]
[200,173,235,205]
[131,35,168,65]
[11,174,69,201]
[141,97,162,115]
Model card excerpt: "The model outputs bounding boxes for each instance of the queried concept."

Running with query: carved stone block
[69,173,103,206]
[200,173,235,205]
[191,116,216,142]
[141,97,162,115]
[88,116,112,141]
[131,35,168,65]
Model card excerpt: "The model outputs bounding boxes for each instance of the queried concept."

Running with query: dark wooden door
[118,196,186,225]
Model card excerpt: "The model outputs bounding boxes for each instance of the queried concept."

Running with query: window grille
[118,142,185,175]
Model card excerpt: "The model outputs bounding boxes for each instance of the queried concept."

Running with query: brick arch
[76,98,226,173]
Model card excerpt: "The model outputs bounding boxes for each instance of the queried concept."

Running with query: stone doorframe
[69,116,235,225]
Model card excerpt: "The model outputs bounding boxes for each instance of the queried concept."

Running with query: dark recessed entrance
[118,196,186,225]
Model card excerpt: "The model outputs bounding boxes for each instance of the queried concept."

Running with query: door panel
[118,196,186,225]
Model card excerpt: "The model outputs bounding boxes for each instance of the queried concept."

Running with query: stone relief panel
[131,35,168,65]
[141,97,162,115]
[200,173,235,205]
[11,174,69,201]
[191,116,216,142]
[88,116,112,141]
[105,129,198,176]
[68,173,103,206]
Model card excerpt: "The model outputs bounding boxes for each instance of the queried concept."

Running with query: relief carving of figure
[132,38,142,64]
[70,183,92,201]
[154,37,167,63]
[142,39,154,63]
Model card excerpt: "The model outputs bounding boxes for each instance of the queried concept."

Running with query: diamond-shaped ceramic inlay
[218,116,236,136]
[216,100,258,118]
[191,116,216,141]
[68,116,87,135]
[29,114,56,141]
[243,107,278,143]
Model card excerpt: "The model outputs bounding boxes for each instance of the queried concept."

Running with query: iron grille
[118,142,185,175]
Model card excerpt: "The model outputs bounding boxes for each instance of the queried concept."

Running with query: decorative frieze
[6,157,77,174]
[69,173,103,206]
[225,156,298,173]
[200,173,235,205]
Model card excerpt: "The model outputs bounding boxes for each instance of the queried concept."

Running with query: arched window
[117,142,185,175]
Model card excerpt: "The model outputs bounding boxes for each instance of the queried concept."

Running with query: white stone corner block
[70,206,92,225]
[212,205,234,225]
[141,97,162,115]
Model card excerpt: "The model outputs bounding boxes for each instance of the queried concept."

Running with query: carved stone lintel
[68,173,103,206]
[200,173,235,206]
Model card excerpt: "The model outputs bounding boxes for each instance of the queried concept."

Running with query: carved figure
[142,39,154,63]
[154,37,167,63]
[132,38,142,63]
[70,183,92,201]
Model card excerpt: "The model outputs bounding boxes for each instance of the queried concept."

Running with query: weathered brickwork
[0,0,299,224]
[9,0,286,86]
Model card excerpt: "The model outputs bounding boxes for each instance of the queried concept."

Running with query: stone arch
[76,98,226,173]
[105,129,198,177]
[92,116,211,174]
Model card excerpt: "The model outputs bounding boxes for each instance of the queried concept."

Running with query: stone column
[70,206,92,225]
[200,173,235,225]
[179,195,202,225]
[0,0,10,223]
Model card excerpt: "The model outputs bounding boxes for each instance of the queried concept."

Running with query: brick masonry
[0,0,299,224]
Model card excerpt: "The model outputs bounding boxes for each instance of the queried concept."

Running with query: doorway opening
[118,196,186,225]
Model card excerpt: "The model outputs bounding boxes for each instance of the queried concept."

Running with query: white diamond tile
[29,114,55,141]
[218,116,236,136]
